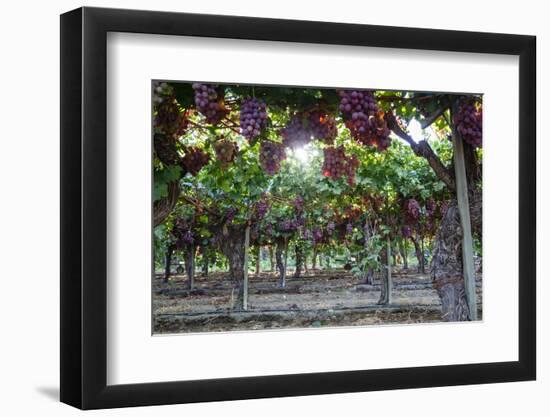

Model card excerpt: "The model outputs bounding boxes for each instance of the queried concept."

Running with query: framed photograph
[60,6,536,410]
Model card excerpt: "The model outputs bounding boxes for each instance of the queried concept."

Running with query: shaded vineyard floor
[153,268,483,334]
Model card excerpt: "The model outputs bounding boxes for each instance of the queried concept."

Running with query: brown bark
[275,238,287,288]
[294,243,303,278]
[219,224,247,310]
[153,181,180,227]
[431,190,482,321]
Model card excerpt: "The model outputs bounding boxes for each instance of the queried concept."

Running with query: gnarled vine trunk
[163,244,174,283]
[399,240,408,271]
[219,224,246,310]
[153,181,180,227]
[275,238,287,288]
[431,191,482,321]
[294,243,303,278]
[411,235,425,274]
[185,244,195,290]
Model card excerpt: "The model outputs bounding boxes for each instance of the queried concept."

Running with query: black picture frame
[60,6,536,410]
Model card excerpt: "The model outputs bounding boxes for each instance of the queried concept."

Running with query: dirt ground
[153,268,482,334]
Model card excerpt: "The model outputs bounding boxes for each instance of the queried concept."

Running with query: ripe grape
[154,95,188,138]
[225,208,236,224]
[154,133,179,165]
[322,146,359,186]
[346,223,353,235]
[255,197,269,220]
[259,141,286,175]
[453,100,482,148]
[312,228,323,244]
[338,89,391,150]
[214,139,238,168]
[401,225,412,238]
[181,147,210,176]
[192,83,229,124]
[240,98,268,140]
[281,110,337,148]
[404,198,421,224]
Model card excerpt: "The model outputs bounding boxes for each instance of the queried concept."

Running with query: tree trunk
[452,128,478,320]
[243,225,250,310]
[276,238,286,288]
[411,235,425,274]
[431,191,481,321]
[153,181,180,227]
[163,245,174,283]
[294,243,303,278]
[399,240,408,271]
[312,247,318,270]
[186,244,195,290]
[219,224,247,310]
[378,237,392,304]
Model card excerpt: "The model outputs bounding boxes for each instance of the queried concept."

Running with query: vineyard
[152,82,483,334]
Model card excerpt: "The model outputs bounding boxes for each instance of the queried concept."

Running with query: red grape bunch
[259,141,287,175]
[338,90,392,151]
[239,98,269,140]
[322,146,359,186]
[281,111,337,148]
[404,198,421,224]
[312,227,323,244]
[181,147,210,176]
[172,218,194,248]
[192,83,229,124]
[280,114,313,149]
[152,81,172,105]
[214,139,239,168]
[255,196,269,220]
[453,100,482,148]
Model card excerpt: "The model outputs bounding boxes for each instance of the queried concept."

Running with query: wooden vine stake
[452,121,477,320]
[243,223,251,311]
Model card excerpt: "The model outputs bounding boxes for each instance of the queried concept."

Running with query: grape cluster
[404,198,421,224]
[172,218,194,248]
[255,197,269,220]
[327,221,336,236]
[312,228,323,244]
[154,95,188,138]
[192,83,228,124]
[154,133,179,165]
[338,90,391,150]
[181,147,210,176]
[293,196,304,212]
[281,111,337,148]
[259,141,287,175]
[322,146,359,186]
[280,114,312,149]
[454,100,482,148]
[309,111,338,144]
[279,218,298,233]
[240,98,269,140]
[401,225,412,238]
[152,81,172,105]
[214,139,238,168]
[225,208,236,224]
[345,223,353,235]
